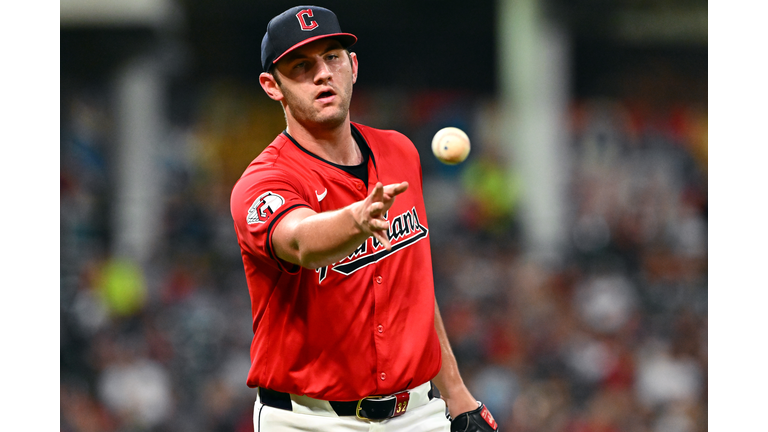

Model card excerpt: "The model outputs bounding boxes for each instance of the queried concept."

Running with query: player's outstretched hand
[356,181,408,250]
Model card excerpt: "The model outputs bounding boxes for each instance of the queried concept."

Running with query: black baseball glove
[449,402,499,432]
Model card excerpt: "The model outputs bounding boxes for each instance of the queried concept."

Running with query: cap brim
[272,33,358,65]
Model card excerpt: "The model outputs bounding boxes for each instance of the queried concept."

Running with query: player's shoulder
[250,133,296,167]
[240,133,302,174]
[231,134,302,195]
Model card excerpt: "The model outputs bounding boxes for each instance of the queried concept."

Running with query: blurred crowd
[60,73,707,431]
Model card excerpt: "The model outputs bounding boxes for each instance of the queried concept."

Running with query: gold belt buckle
[356,395,385,420]
[355,391,410,420]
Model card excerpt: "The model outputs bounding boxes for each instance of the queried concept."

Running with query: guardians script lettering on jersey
[315,206,428,283]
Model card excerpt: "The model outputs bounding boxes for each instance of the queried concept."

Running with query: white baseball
[431,127,470,165]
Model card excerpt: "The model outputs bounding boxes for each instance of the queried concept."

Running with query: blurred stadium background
[60,0,707,431]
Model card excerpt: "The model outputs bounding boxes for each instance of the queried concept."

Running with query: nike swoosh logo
[315,188,328,202]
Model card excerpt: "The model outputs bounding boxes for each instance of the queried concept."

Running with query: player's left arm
[432,299,479,417]
[432,299,499,431]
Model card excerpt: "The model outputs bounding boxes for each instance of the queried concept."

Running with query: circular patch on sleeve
[247,192,285,224]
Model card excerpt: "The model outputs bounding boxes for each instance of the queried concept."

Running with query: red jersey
[230,123,442,401]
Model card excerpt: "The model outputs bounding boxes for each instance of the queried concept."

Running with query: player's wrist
[444,392,478,417]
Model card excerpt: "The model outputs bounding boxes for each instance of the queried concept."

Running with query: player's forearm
[432,299,479,418]
[273,182,406,270]
[293,204,373,268]
[278,204,372,269]
[432,300,468,395]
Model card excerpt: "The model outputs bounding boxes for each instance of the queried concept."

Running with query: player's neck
[286,117,361,166]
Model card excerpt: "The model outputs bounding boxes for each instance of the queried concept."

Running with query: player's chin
[313,109,348,128]
[314,98,343,112]
[315,94,349,115]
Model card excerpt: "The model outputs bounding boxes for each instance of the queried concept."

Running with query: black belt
[258,386,434,420]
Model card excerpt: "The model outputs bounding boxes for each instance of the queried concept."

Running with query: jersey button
[380,372,386,380]
[355,182,363,190]
[375,275,382,284]
[377,324,383,333]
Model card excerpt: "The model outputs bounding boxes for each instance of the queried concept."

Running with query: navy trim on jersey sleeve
[266,203,311,274]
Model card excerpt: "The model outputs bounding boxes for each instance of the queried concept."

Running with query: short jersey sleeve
[230,167,312,273]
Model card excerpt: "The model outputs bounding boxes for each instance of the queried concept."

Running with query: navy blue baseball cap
[261,6,357,72]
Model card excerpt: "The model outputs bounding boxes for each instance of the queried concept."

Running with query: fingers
[367,214,389,231]
[362,181,408,251]
[370,182,384,204]
[372,231,391,251]
[368,182,408,202]
[369,199,385,218]
[375,181,409,216]
[382,181,409,199]
[367,201,391,250]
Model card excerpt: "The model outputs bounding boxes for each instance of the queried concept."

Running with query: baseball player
[230,6,499,431]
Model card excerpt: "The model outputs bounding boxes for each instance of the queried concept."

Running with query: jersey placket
[371,261,391,390]
[363,159,391,390]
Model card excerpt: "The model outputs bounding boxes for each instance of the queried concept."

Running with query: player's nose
[313,60,333,84]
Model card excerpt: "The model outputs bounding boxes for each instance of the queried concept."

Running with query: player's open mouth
[316,90,336,103]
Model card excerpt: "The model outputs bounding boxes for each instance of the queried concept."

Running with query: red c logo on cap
[296,9,319,31]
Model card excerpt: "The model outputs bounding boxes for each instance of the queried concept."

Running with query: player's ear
[259,72,284,101]
[349,52,358,84]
